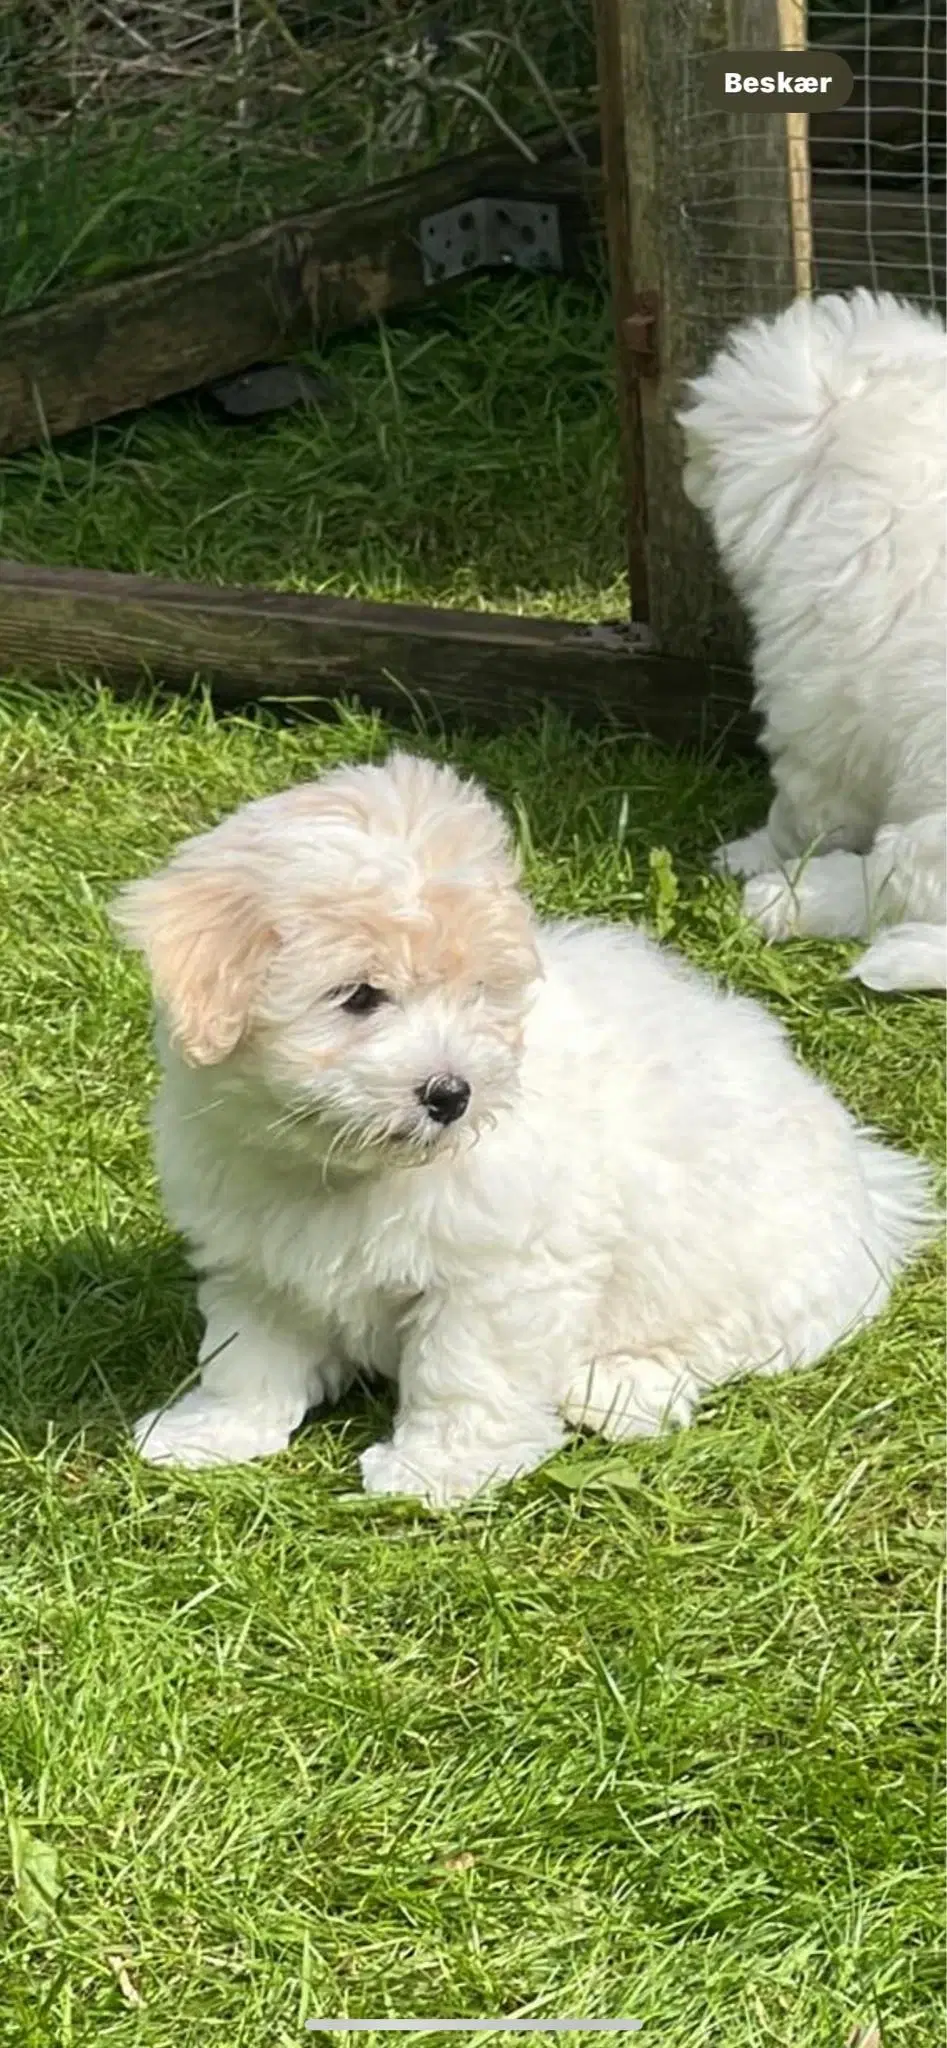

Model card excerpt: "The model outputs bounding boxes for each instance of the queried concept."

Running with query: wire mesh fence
[0,1,943,324]
[808,0,945,302]
[680,0,945,325]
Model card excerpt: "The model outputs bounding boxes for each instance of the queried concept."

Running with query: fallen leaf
[107,1953,144,2008]
[543,1455,642,1494]
[846,2024,881,2048]
[442,1851,475,1873]
[7,1817,60,1928]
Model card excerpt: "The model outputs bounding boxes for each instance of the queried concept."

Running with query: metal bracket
[567,619,657,654]
[419,198,563,285]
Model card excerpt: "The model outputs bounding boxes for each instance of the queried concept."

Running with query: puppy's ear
[111,853,277,1067]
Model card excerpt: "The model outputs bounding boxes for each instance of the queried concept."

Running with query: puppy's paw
[563,1356,696,1441]
[359,1429,558,1505]
[359,1438,491,1505]
[851,925,947,995]
[359,1440,453,1504]
[742,869,799,941]
[713,828,778,879]
[134,1390,296,1468]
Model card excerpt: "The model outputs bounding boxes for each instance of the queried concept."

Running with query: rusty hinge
[622,292,659,376]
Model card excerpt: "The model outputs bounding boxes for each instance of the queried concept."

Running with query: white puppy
[113,752,937,1503]
[678,289,946,994]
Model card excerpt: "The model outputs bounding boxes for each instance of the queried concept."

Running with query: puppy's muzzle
[417,1074,471,1126]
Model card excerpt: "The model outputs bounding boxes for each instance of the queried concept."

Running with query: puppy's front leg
[359,1285,567,1505]
[134,1273,350,1468]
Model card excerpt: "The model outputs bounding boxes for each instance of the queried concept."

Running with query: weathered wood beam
[0,560,756,750]
[593,0,651,628]
[593,0,813,667]
[0,129,601,458]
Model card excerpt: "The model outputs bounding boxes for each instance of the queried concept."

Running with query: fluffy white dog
[113,752,937,1503]
[678,288,946,994]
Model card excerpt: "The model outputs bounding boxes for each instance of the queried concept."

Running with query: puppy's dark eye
[340,984,388,1017]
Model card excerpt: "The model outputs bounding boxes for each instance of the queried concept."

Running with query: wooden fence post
[595,0,814,664]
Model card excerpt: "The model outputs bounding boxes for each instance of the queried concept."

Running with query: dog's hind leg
[713,788,861,880]
[714,825,786,879]
[853,922,946,993]
[561,1354,699,1442]
[739,814,946,960]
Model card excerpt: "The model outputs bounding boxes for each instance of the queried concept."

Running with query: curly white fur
[112,753,938,1503]
[679,289,946,993]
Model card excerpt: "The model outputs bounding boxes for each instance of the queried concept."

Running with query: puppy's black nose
[417,1075,471,1125]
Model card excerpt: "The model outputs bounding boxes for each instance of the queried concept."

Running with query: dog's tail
[855,1129,942,1284]
[680,289,944,444]
[851,922,947,995]
[677,289,946,545]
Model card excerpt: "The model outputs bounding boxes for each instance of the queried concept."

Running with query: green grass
[0,0,875,317]
[0,682,943,2048]
[0,111,351,316]
[0,277,625,620]
[1,13,942,2034]
[0,0,596,316]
